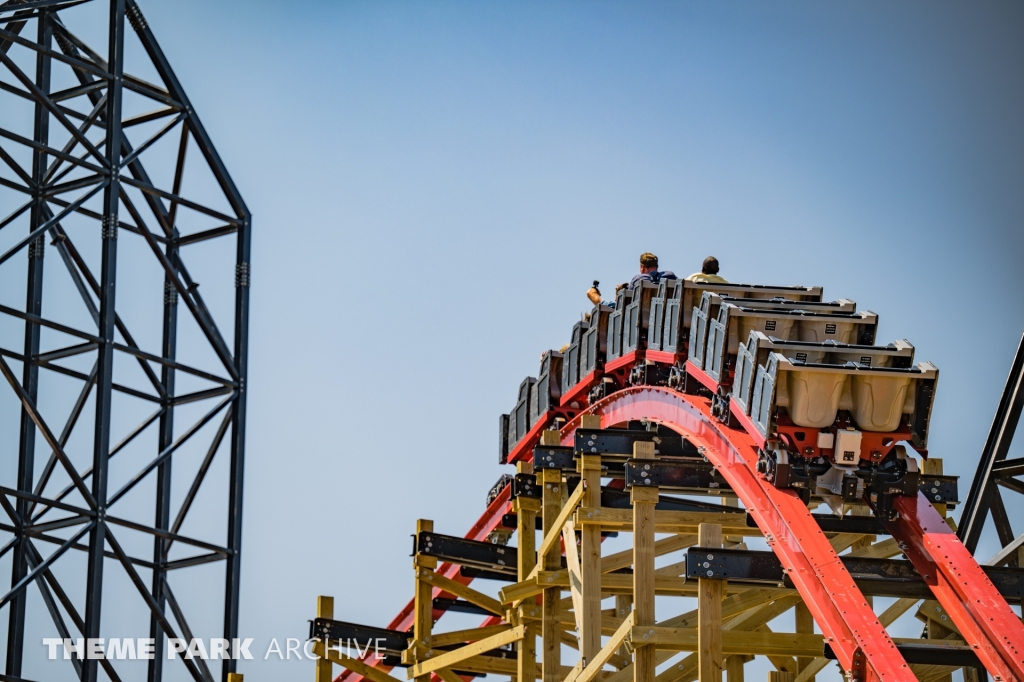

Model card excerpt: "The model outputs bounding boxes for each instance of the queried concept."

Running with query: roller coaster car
[560,318,590,397]
[730,332,938,518]
[530,350,564,426]
[691,292,879,387]
[652,280,824,364]
[500,351,567,464]
[580,304,613,379]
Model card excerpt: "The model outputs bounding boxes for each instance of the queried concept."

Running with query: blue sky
[5,0,1024,679]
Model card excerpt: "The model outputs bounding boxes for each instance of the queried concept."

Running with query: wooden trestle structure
[307,277,1024,682]
[308,409,1021,682]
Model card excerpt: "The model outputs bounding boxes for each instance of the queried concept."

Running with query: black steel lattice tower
[0,0,250,680]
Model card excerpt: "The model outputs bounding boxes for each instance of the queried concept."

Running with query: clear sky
[7,0,1024,679]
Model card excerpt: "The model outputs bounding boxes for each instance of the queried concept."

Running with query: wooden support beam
[540,466,563,682]
[793,602,814,682]
[563,518,587,644]
[575,508,756,535]
[316,595,335,682]
[632,628,824,658]
[633,440,658,682]
[408,625,526,678]
[602,534,697,573]
[435,669,465,682]
[538,477,588,562]
[922,458,946,517]
[428,624,513,649]
[566,613,635,682]
[698,523,723,682]
[517,466,541,682]
[767,673,794,682]
[725,655,744,682]
[418,566,504,616]
[413,519,436,682]
[312,641,405,682]
[580,453,603,666]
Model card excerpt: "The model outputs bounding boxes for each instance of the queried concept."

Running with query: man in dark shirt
[587,252,676,306]
[629,252,676,288]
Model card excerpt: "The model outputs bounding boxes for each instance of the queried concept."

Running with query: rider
[587,252,676,306]
[686,256,728,284]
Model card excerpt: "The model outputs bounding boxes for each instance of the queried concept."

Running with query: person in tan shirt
[687,256,728,284]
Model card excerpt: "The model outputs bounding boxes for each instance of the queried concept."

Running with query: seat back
[706,303,879,385]
[561,318,590,395]
[733,332,915,416]
[530,350,564,425]
[581,305,612,377]
[623,280,660,354]
[649,278,681,351]
[605,287,631,362]
[747,350,939,453]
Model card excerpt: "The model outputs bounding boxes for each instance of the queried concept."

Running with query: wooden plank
[538,479,588,560]
[725,655,744,682]
[698,523,723,682]
[566,613,635,682]
[563,519,587,645]
[794,602,814,682]
[316,596,335,682]
[312,641,404,682]
[602,534,697,574]
[418,568,504,616]
[413,519,436,682]
[635,628,825,658]
[434,668,464,682]
[428,624,513,649]
[575,508,755,535]
[634,440,659,682]
[408,625,526,678]
[517,484,540,682]
[579,454,603,665]
[541,467,563,682]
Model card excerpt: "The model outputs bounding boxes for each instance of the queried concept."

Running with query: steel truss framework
[0,1,249,681]
[959,332,1024,566]
[311,363,1024,682]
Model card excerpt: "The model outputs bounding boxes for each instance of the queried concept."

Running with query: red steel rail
[338,385,1024,682]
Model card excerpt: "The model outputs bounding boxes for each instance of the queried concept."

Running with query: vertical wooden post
[316,596,335,682]
[767,672,793,682]
[413,519,436,682]
[615,594,632,660]
[794,602,814,682]
[516,459,540,682]
[725,655,744,682]
[579,450,603,666]
[540,430,563,682]
[922,458,946,517]
[698,523,723,682]
[227,674,244,682]
[578,414,603,668]
[632,440,658,682]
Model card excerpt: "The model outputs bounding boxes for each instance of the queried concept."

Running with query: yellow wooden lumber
[579,454,603,665]
[538,479,588,561]
[698,523,723,682]
[602,534,696,574]
[418,568,503,616]
[316,596,335,682]
[565,613,634,682]
[634,628,824,657]
[563,519,587,644]
[427,624,512,649]
[408,625,526,678]
[574,507,756,535]
[313,641,405,682]
[540,467,563,682]
[434,668,464,682]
